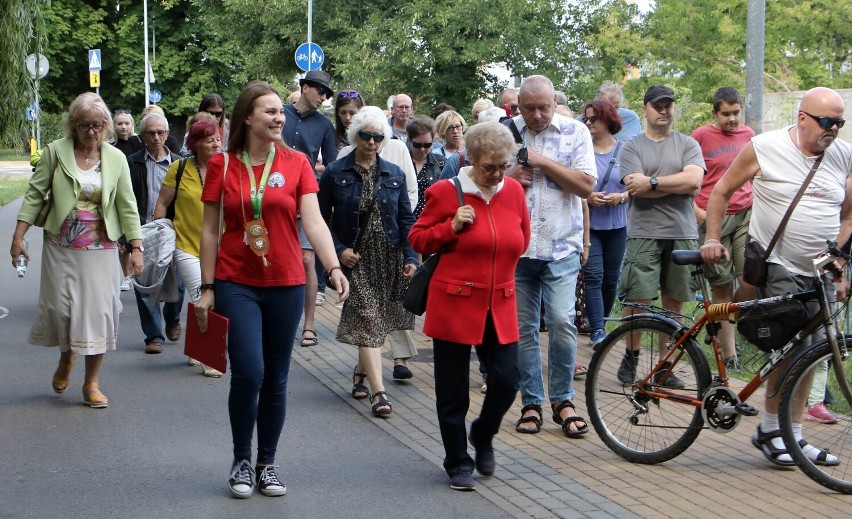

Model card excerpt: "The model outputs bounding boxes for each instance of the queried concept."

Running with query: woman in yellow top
[10,92,143,408]
[153,118,223,377]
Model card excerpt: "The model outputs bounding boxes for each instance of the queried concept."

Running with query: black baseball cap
[644,85,675,105]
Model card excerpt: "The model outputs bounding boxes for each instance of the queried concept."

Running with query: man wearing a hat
[282,70,338,173]
[614,85,706,387]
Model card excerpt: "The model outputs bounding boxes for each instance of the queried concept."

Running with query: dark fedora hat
[299,70,334,96]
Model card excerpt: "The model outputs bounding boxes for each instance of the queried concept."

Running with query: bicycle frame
[618,248,852,411]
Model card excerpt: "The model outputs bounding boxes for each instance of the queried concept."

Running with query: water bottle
[15,239,29,278]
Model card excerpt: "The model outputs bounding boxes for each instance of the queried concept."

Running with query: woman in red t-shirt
[196,80,349,499]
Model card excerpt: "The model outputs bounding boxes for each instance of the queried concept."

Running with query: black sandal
[515,404,543,434]
[798,439,840,466]
[371,391,392,417]
[300,329,318,347]
[352,368,369,400]
[751,425,795,467]
[551,400,589,438]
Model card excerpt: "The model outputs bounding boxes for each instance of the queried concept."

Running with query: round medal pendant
[249,224,263,238]
[253,237,267,251]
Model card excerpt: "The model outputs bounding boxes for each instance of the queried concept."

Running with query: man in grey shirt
[616,85,705,387]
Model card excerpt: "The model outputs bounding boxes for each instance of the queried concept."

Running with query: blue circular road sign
[149,89,163,104]
[295,42,324,72]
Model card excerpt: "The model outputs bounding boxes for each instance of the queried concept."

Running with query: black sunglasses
[205,110,224,119]
[801,111,845,129]
[411,141,433,149]
[307,82,331,97]
[115,109,131,115]
[338,91,360,99]
[583,115,598,124]
[357,130,385,143]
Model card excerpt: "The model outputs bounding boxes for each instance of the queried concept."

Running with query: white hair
[140,113,168,133]
[478,106,506,124]
[347,106,393,152]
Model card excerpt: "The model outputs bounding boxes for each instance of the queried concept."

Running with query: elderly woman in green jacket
[10,92,143,409]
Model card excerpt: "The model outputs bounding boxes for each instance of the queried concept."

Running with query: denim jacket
[318,153,419,266]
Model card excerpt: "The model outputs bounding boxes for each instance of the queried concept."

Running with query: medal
[240,147,276,267]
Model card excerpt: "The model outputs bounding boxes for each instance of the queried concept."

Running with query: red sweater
[409,177,530,345]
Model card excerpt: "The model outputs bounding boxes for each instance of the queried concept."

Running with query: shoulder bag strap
[595,141,622,192]
[507,120,524,145]
[218,153,228,248]
[452,176,464,206]
[763,153,824,258]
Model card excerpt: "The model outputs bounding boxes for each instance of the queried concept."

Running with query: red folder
[184,303,229,373]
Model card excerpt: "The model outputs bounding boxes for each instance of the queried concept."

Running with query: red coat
[409,177,530,345]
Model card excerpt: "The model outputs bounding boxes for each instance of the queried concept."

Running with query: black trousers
[433,313,520,476]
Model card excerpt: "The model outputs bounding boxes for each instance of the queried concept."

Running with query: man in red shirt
[691,87,754,372]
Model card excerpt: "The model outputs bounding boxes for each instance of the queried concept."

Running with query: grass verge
[0,176,29,206]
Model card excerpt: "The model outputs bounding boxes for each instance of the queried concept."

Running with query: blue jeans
[516,254,580,405]
[134,283,185,345]
[214,280,304,465]
[583,227,627,333]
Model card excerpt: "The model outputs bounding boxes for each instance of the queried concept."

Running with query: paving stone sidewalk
[294,296,849,519]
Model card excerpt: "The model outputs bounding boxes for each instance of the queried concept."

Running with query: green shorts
[698,208,751,286]
[620,238,698,302]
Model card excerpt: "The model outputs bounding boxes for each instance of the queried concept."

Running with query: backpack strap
[165,158,188,220]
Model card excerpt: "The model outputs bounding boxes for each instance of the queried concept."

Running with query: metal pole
[35,80,41,149]
[143,0,150,107]
[745,0,765,134]
[307,0,313,71]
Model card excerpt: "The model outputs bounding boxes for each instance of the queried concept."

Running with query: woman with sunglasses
[334,90,364,149]
[432,110,467,159]
[581,99,626,348]
[318,107,419,418]
[11,92,144,408]
[409,121,530,490]
[407,116,444,218]
[198,93,229,150]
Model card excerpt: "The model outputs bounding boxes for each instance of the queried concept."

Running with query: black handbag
[737,299,810,353]
[403,177,464,315]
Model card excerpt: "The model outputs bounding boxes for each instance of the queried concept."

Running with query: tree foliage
[1,0,45,147]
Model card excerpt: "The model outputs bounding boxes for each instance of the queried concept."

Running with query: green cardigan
[17,138,142,241]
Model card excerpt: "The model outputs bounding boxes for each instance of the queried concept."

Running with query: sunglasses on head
[357,130,385,143]
[411,141,433,149]
[115,109,131,115]
[338,91,360,99]
[801,111,845,129]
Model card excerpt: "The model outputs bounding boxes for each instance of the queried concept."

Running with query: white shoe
[120,278,132,291]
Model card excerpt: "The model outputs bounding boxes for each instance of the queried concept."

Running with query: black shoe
[256,465,286,497]
[449,472,476,491]
[724,356,741,374]
[393,364,413,380]
[228,459,255,499]
[468,434,495,477]
[617,353,638,385]
[653,362,685,389]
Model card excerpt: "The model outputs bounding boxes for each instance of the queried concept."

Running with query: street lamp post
[143,0,150,106]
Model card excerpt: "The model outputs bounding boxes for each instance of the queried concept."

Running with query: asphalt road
[0,198,507,518]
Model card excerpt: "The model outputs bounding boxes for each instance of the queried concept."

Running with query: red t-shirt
[692,123,755,213]
[201,146,318,286]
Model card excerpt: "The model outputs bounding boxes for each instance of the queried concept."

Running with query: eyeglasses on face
[478,162,511,174]
[115,109,131,115]
[801,111,846,129]
[76,123,104,133]
[308,82,331,97]
[583,115,598,125]
[205,110,224,119]
[411,141,433,149]
[357,130,385,143]
[144,130,168,137]
[338,91,360,99]
[447,124,463,132]
[394,105,412,112]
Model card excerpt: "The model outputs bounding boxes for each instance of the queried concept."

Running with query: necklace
[76,148,98,166]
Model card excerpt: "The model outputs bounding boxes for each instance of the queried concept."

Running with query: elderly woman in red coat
[409,121,530,491]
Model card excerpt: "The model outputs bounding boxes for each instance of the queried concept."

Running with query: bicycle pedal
[735,403,759,416]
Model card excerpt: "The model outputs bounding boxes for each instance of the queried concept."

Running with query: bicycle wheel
[779,339,852,494]
[586,318,711,464]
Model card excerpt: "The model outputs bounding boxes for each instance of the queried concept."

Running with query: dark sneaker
[653,362,685,389]
[256,465,286,497]
[469,433,495,477]
[449,472,476,491]
[724,356,741,374]
[617,353,638,385]
[228,459,255,499]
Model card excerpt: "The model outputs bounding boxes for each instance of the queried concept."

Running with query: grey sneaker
[617,353,638,385]
[228,459,255,499]
[449,472,476,491]
[653,362,685,389]
[256,465,286,497]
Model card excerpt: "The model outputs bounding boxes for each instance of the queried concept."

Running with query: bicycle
[585,241,852,493]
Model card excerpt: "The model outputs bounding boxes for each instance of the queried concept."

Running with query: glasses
[583,115,598,125]
[307,82,331,97]
[394,105,412,112]
[357,130,385,143]
[115,109,131,115]
[76,123,104,133]
[144,130,169,137]
[447,124,463,132]
[411,141,433,149]
[478,162,511,174]
[205,110,224,119]
[801,111,845,129]
[338,91,360,99]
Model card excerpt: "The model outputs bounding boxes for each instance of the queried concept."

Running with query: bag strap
[218,153,228,248]
[507,120,524,144]
[595,141,622,192]
[44,143,56,191]
[452,176,464,206]
[166,158,188,220]
[763,153,824,258]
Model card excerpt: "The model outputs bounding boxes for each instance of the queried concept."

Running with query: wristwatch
[130,244,145,252]
[649,177,659,191]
